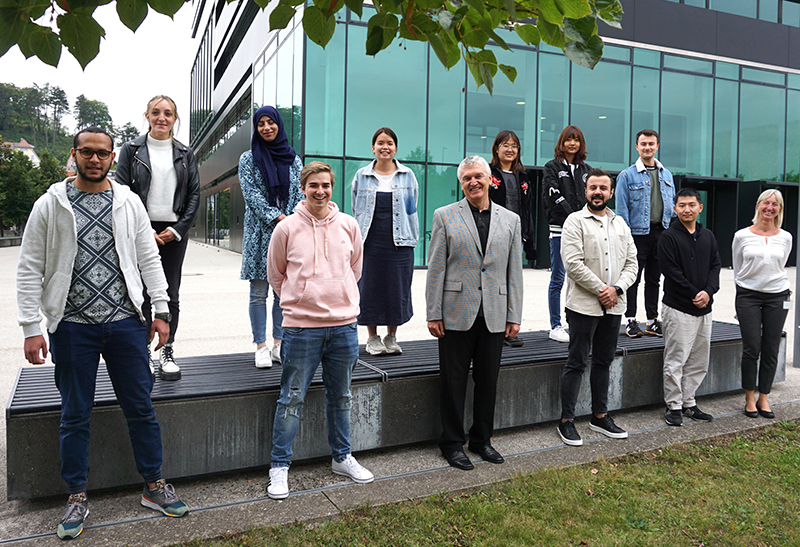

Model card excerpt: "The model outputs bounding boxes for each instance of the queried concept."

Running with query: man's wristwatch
[154,312,172,323]
[614,286,623,296]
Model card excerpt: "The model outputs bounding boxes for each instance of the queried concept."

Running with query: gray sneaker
[141,479,188,517]
[365,335,388,355]
[383,333,402,354]
[57,493,88,540]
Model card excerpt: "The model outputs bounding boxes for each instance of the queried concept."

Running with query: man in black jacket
[657,188,721,427]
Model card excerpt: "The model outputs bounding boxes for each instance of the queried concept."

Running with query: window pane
[664,54,713,75]
[786,90,800,181]
[709,0,756,18]
[660,71,713,175]
[741,67,785,86]
[713,78,740,178]
[424,164,460,265]
[760,0,779,22]
[789,73,800,89]
[571,61,631,171]
[467,46,537,164]
[685,0,706,7]
[263,55,277,110]
[304,29,345,156]
[292,24,304,148]
[739,83,786,180]
[253,67,265,110]
[406,163,427,266]
[602,45,630,63]
[276,31,294,142]
[632,67,660,159]
[537,53,570,165]
[783,0,800,26]
[429,55,466,164]
[716,61,739,80]
[345,26,427,162]
[633,48,660,68]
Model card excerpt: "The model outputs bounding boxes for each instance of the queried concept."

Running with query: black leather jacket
[542,158,591,231]
[116,134,200,239]
[489,164,536,261]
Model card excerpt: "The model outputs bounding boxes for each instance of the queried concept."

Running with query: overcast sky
[0,3,197,145]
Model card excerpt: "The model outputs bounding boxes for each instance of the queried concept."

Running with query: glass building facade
[191,0,800,267]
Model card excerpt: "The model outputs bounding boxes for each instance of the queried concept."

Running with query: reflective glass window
[633,48,660,68]
[253,67,265,110]
[660,71,713,175]
[716,62,739,80]
[424,165,460,263]
[760,0,779,22]
[602,45,630,63]
[713,79,740,178]
[739,83,786,180]
[276,30,295,142]
[685,0,706,7]
[537,53,570,165]
[786,90,800,181]
[571,61,631,171]
[664,54,713,75]
[783,0,800,26]
[631,67,660,160]
[789,73,800,89]
[304,28,345,156]
[429,55,466,164]
[345,25,427,163]
[467,45,537,163]
[709,0,756,18]
[405,162,427,265]
[538,43,562,54]
[292,23,304,147]
[741,67,785,86]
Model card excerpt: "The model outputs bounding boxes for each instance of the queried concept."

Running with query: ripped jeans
[270,323,359,467]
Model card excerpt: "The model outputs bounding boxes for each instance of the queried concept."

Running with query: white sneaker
[549,326,569,343]
[382,333,402,354]
[267,467,289,499]
[331,454,374,484]
[365,335,387,356]
[255,346,272,369]
[271,343,282,365]
[159,344,181,380]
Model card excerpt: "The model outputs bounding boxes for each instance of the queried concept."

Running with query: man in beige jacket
[558,168,638,447]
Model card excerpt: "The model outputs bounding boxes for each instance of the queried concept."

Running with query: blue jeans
[270,323,359,467]
[249,280,284,344]
[49,316,162,494]
[548,237,566,329]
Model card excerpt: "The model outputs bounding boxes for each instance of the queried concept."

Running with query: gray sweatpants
[662,304,712,410]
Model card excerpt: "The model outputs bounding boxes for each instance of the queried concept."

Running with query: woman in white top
[732,189,792,419]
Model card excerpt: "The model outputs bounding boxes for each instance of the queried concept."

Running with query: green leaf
[475,48,498,77]
[535,0,564,24]
[20,0,49,20]
[17,19,34,58]
[466,55,484,89]
[438,9,454,30]
[366,12,397,52]
[555,0,592,18]
[0,7,26,57]
[563,14,596,45]
[303,5,336,47]
[116,0,148,31]
[270,5,296,30]
[478,17,509,50]
[480,62,493,94]
[565,33,603,69]
[428,31,460,68]
[460,21,490,48]
[463,0,484,16]
[57,11,104,69]
[514,22,540,45]
[537,17,567,49]
[593,0,623,29]
[503,0,516,22]
[344,0,362,18]
[26,22,61,65]
[147,0,184,17]
[498,63,517,82]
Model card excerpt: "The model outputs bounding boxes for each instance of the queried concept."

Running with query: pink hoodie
[267,201,363,328]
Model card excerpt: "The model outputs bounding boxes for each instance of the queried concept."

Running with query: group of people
[14,99,792,540]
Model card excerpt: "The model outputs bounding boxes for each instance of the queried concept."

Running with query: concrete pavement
[1,241,798,546]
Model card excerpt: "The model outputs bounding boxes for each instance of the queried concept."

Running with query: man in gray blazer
[426,155,524,470]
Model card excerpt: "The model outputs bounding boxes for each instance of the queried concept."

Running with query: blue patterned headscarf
[251,106,296,207]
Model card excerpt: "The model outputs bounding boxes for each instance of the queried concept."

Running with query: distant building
[2,139,40,167]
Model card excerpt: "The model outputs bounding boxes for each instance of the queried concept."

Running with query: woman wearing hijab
[239,106,303,368]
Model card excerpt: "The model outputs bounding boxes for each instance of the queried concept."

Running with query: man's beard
[75,163,109,183]
[587,196,607,211]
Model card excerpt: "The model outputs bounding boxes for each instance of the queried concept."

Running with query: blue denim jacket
[351,160,419,246]
[614,158,676,235]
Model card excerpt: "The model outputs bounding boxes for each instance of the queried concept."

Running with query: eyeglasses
[499,144,519,151]
[76,148,112,160]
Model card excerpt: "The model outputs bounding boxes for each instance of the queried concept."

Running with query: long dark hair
[554,125,588,164]
[490,130,525,173]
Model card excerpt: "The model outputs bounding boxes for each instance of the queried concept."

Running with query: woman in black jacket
[488,129,534,347]
[116,95,200,381]
[542,126,591,344]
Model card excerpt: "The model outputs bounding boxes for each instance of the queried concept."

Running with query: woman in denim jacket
[239,106,303,368]
[351,128,419,355]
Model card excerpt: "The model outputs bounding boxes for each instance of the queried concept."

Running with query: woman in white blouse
[732,189,792,419]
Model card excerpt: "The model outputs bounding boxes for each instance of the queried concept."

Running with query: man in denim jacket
[614,129,675,339]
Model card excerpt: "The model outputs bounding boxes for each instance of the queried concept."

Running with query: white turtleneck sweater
[146,134,179,226]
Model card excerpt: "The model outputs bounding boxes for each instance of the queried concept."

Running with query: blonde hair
[752,188,784,229]
[145,95,180,137]
[300,161,335,188]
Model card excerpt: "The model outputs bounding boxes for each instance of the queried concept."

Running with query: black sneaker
[665,409,683,427]
[683,405,713,422]
[589,415,628,439]
[625,319,643,338]
[557,420,583,446]
[645,319,663,337]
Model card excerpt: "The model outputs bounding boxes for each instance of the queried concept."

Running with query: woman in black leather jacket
[116,95,200,381]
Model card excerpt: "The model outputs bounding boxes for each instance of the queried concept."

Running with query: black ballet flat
[756,405,775,419]
[744,408,759,418]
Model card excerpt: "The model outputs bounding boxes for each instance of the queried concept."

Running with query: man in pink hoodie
[265,161,374,500]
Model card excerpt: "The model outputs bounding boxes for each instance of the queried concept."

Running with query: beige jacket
[560,205,638,317]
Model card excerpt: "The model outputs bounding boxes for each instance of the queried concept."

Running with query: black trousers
[626,223,664,320]
[561,309,621,420]
[142,221,190,345]
[735,285,790,394]
[437,316,505,452]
